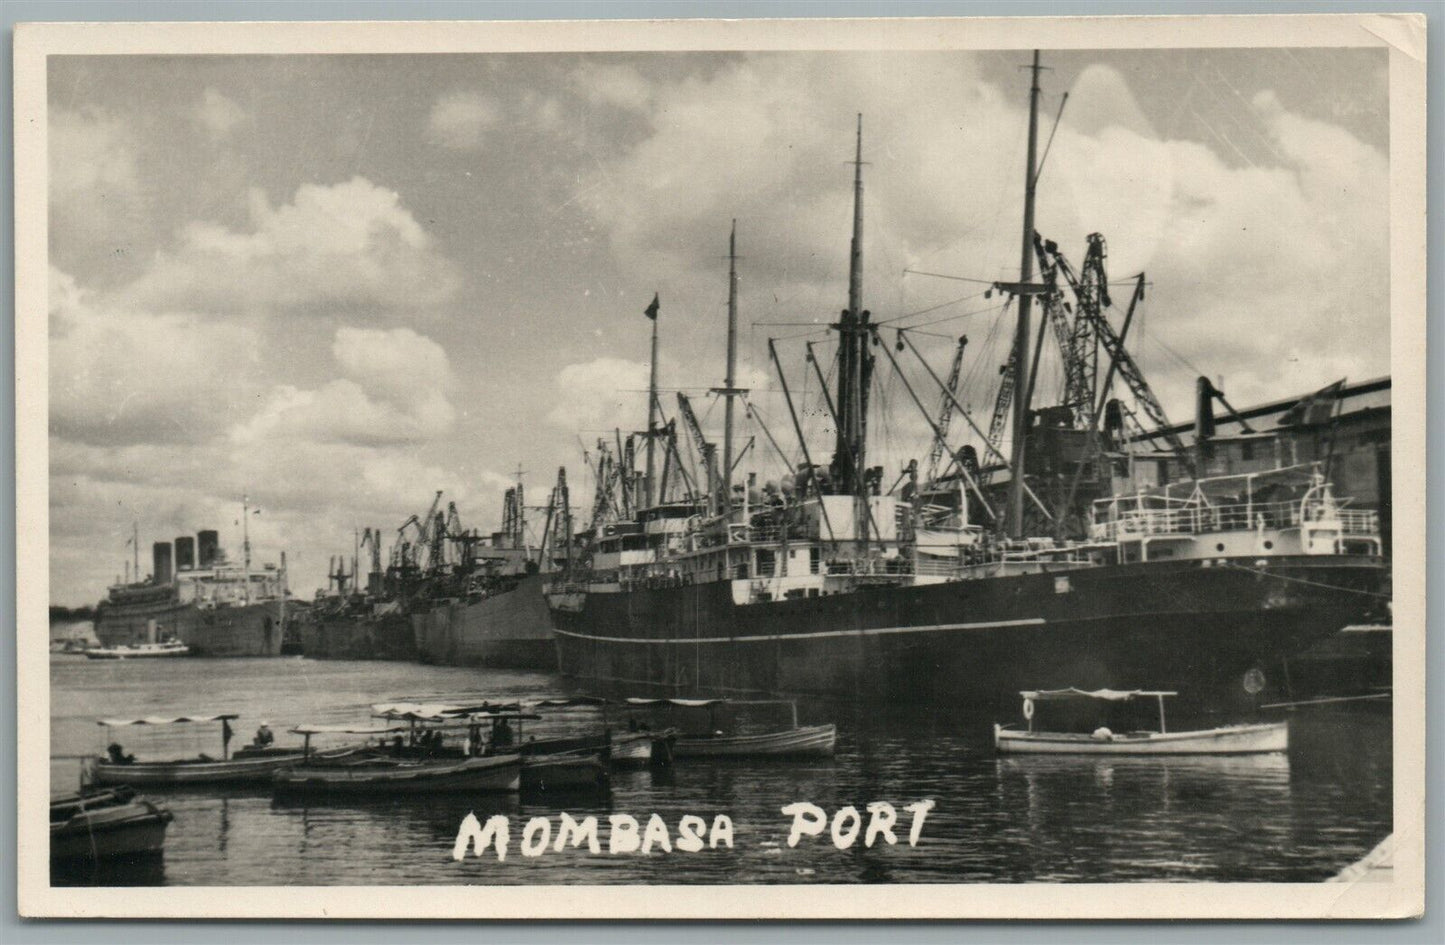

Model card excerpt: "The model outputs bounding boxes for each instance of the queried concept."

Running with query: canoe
[51,790,173,863]
[521,750,609,793]
[673,723,837,759]
[272,753,522,795]
[993,721,1289,755]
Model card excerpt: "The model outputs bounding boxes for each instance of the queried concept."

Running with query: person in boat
[105,743,135,765]
[252,721,274,748]
[222,717,235,755]
[468,723,483,757]
[492,717,514,749]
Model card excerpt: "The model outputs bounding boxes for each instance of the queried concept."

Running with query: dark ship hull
[411,573,556,670]
[299,608,416,661]
[94,600,286,657]
[549,555,1388,709]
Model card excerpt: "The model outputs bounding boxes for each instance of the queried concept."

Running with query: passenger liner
[547,54,1388,707]
[94,504,290,658]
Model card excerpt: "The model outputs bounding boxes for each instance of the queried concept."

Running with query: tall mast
[241,495,252,604]
[132,521,139,583]
[833,114,870,504]
[645,302,660,508]
[722,220,739,508]
[1008,51,1043,539]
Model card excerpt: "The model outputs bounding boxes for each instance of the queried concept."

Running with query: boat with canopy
[272,722,523,795]
[369,703,610,792]
[623,698,837,758]
[91,714,326,785]
[993,689,1288,755]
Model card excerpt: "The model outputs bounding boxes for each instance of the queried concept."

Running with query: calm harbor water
[50,653,1392,885]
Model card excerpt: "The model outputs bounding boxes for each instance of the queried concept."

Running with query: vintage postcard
[15,13,1426,919]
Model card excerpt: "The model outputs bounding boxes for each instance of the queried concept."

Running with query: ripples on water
[49,655,1392,885]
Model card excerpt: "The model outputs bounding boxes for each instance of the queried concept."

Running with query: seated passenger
[106,743,135,765]
[252,722,275,748]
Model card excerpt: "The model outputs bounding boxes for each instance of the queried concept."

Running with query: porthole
[1215,543,1225,552]
[1263,541,1274,550]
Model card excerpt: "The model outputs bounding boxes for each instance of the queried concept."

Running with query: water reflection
[50,657,1391,885]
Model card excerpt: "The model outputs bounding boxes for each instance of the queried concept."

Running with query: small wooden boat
[84,640,190,660]
[521,749,610,793]
[51,787,173,864]
[993,689,1289,755]
[274,722,523,795]
[626,698,838,759]
[91,713,322,786]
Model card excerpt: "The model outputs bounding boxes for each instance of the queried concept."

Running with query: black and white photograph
[15,13,1426,920]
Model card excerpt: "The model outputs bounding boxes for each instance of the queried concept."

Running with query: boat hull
[272,755,522,795]
[83,643,190,660]
[299,609,416,660]
[993,721,1289,755]
[411,573,555,670]
[92,752,308,786]
[51,800,173,863]
[521,753,610,792]
[673,723,838,759]
[549,556,1387,708]
[95,599,287,658]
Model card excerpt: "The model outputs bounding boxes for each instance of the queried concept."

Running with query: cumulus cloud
[232,326,457,447]
[428,90,500,149]
[48,268,261,445]
[198,87,248,140]
[576,52,1389,421]
[119,176,460,318]
[546,357,651,432]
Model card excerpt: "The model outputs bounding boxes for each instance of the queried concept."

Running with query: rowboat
[51,787,173,864]
[993,689,1289,755]
[91,713,322,786]
[674,724,838,758]
[84,640,190,660]
[625,698,838,759]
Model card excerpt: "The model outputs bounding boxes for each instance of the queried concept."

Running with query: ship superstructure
[547,53,1387,708]
[95,502,291,657]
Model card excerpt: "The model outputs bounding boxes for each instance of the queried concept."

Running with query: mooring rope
[1221,562,1392,599]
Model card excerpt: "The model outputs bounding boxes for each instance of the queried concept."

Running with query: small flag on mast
[644,293,660,321]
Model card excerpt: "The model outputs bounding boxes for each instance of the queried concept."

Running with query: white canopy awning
[98,714,238,727]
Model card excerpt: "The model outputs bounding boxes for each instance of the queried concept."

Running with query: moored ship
[94,504,291,658]
[547,54,1389,710]
[408,481,567,670]
[298,530,417,661]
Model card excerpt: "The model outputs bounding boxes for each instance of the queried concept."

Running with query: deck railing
[1089,499,1379,543]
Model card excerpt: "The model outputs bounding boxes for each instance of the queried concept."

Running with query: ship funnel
[198,529,220,568]
[174,535,195,571]
[152,541,173,585]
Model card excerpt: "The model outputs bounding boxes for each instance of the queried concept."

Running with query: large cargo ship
[94,508,291,658]
[547,54,1389,709]
[298,531,417,660]
[408,483,563,670]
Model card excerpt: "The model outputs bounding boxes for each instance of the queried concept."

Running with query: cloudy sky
[48,47,1389,605]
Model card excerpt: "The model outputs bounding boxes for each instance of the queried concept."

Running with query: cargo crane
[1035,234,1190,473]
[924,335,968,485]
[676,392,719,514]
[985,346,1017,476]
